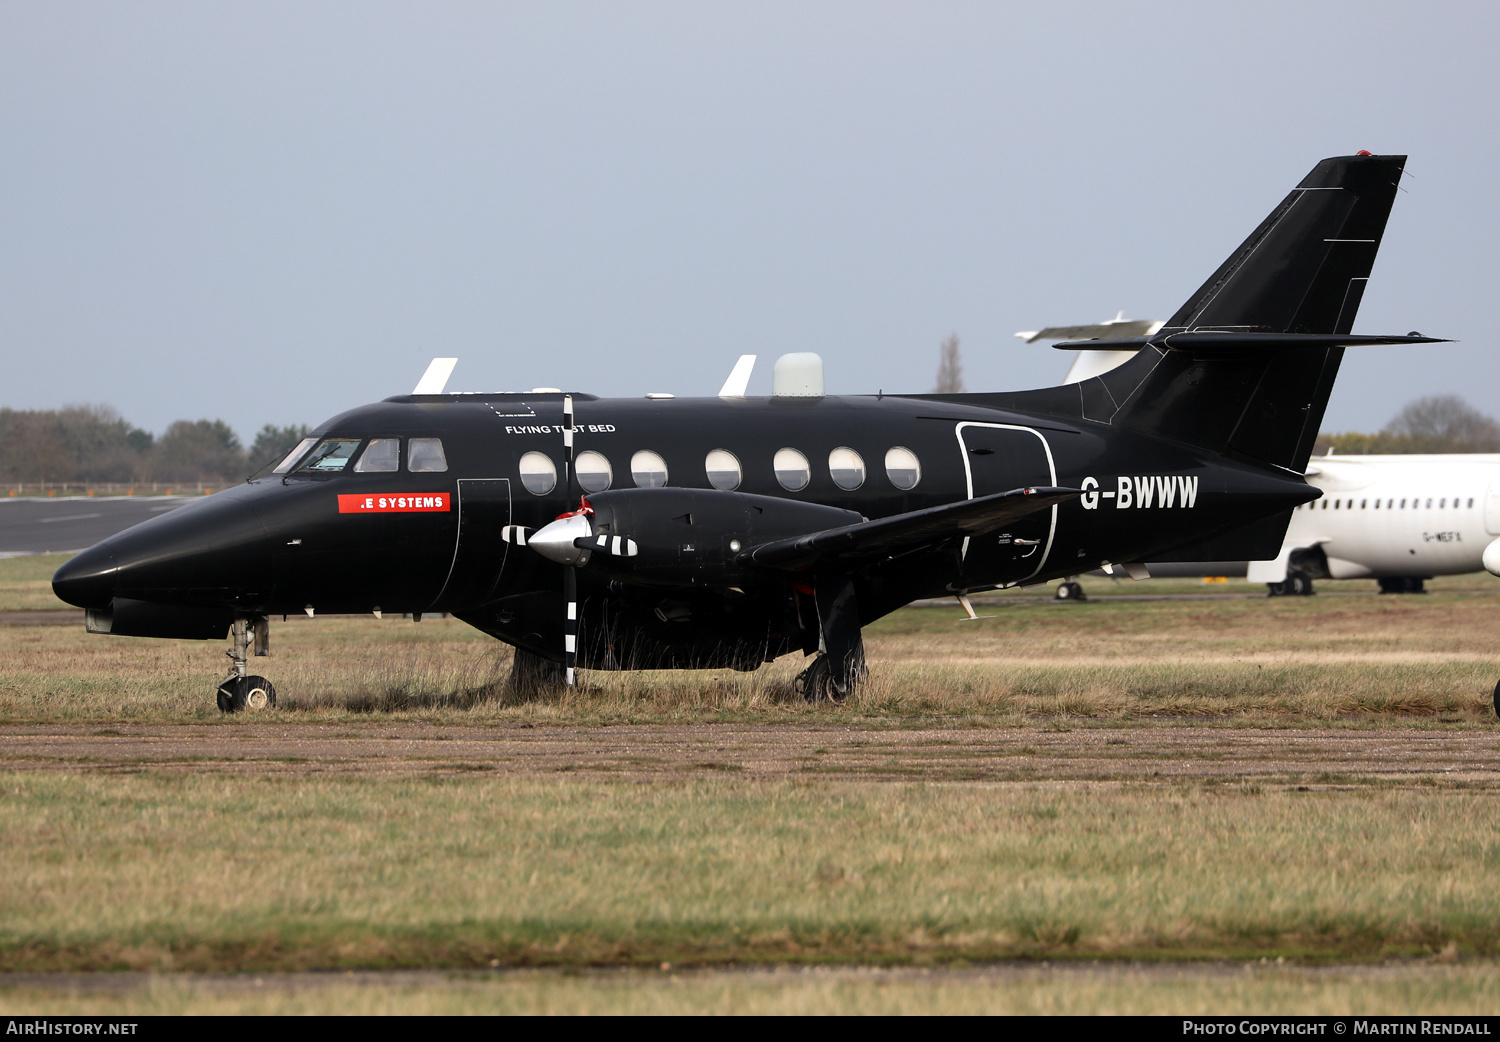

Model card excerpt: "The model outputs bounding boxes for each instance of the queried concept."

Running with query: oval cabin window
[828,447,865,491]
[774,448,811,492]
[519,451,557,495]
[631,450,669,488]
[704,449,741,491]
[885,446,921,490]
[575,450,612,493]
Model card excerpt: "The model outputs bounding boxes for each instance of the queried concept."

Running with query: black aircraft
[53,153,1439,711]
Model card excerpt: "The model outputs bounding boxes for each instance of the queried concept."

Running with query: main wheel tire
[216,676,277,714]
[1493,678,1500,720]
[1287,571,1314,597]
[794,657,850,704]
[1055,582,1084,601]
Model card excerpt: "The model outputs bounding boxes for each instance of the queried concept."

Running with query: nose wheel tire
[217,675,277,714]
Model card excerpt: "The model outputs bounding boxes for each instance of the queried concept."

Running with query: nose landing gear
[218,616,276,714]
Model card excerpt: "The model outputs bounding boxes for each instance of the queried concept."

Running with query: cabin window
[631,450,669,488]
[1440,498,1447,508]
[575,450,612,493]
[354,438,400,473]
[519,451,557,495]
[408,438,448,473]
[774,448,811,492]
[1426,498,1433,508]
[1469,498,1476,508]
[273,436,319,474]
[704,449,741,491]
[298,438,362,473]
[828,447,865,491]
[1400,499,1406,508]
[885,446,921,490]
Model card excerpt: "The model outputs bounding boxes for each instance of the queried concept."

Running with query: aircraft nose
[52,547,116,610]
[51,493,273,610]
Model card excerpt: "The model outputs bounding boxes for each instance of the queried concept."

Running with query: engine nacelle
[576,488,860,587]
[1483,537,1500,578]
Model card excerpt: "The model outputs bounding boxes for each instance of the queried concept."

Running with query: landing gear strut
[795,571,867,703]
[217,616,275,713]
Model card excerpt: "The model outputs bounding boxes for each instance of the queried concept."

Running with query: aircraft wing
[741,485,1081,571]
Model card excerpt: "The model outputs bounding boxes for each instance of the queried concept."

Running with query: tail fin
[1048,154,1407,473]
[1163,153,1404,335]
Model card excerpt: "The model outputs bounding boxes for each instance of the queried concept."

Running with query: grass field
[6,963,1500,1015]
[4,554,1500,1012]
[4,555,1499,725]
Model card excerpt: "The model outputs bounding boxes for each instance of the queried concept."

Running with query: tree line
[0,406,310,485]
[1315,395,1500,455]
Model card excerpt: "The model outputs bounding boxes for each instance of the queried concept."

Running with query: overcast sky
[2,1,1496,441]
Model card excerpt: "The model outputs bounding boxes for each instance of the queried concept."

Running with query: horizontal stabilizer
[743,485,1080,570]
[1018,319,1163,343]
[1053,332,1447,352]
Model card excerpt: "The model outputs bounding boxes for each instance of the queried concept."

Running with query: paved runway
[0,496,191,556]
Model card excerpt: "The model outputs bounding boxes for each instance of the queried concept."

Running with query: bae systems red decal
[338,493,451,513]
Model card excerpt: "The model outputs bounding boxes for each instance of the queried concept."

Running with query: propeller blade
[501,525,532,546]
[563,562,577,687]
[562,394,577,687]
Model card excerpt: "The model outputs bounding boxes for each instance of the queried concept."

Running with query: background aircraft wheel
[1054,581,1085,601]
[216,676,277,714]
[1493,679,1500,720]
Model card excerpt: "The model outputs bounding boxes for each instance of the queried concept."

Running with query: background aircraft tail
[992,153,1408,475]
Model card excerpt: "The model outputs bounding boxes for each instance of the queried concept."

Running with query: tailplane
[989,154,1422,474]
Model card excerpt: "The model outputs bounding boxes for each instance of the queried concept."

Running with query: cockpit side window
[297,438,363,473]
[408,438,448,473]
[272,437,320,475]
[354,438,400,473]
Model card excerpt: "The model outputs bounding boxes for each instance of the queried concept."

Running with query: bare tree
[1320,394,1500,454]
[1383,395,1500,453]
[934,333,964,393]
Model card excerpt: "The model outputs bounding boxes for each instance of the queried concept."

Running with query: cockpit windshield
[271,437,320,475]
[296,438,363,473]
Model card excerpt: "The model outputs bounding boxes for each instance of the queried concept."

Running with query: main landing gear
[1054,580,1086,601]
[217,616,276,713]
[1378,577,1427,594]
[1267,570,1315,597]
[794,572,867,703]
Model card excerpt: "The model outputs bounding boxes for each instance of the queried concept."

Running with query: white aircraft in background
[1019,319,1500,597]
